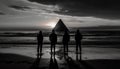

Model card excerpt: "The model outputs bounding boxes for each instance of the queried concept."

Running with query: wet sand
[0,45,120,69]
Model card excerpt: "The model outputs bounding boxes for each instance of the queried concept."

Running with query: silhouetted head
[52,30,55,33]
[39,31,42,34]
[76,29,80,33]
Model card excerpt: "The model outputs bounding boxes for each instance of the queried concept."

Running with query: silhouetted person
[49,30,57,57]
[63,30,70,55]
[75,29,83,61]
[37,31,43,58]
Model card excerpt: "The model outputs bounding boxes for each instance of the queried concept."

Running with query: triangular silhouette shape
[53,19,69,33]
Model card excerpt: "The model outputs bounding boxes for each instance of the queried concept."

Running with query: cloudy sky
[0,0,120,30]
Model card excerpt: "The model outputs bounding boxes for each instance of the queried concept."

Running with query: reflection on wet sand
[29,55,41,69]
[49,55,59,69]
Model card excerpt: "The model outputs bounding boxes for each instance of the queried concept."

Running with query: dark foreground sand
[0,53,120,69]
[0,53,50,69]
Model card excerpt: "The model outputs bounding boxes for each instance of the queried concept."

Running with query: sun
[47,21,56,28]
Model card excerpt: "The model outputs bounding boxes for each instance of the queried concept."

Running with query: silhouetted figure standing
[63,30,70,55]
[49,30,57,57]
[75,29,83,61]
[37,31,43,58]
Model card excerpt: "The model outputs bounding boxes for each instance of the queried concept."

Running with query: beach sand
[0,45,120,69]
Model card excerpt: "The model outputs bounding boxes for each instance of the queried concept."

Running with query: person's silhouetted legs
[37,43,40,58]
[64,44,67,54]
[76,43,78,54]
[63,44,66,57]
[40,44,42,54]
[79,42,82,61]
[76,42,82,61]
[37,52,39,59]
[63,44,65,53]
[54,44,55,59]
[51,44,53,55]
[66,44,68,55]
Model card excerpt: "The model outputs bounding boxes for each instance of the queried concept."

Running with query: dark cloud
[0,12,5,15]
[9,5,31,11]
[28,0,120,19]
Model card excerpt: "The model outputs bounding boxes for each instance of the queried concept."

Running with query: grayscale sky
[0,0,120,30]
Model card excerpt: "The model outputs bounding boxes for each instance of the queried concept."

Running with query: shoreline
[0,44,120,49]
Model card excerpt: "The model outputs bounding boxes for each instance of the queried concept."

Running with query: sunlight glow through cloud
[46,21,57,28]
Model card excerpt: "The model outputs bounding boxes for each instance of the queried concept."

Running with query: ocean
[0,30,120,48]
